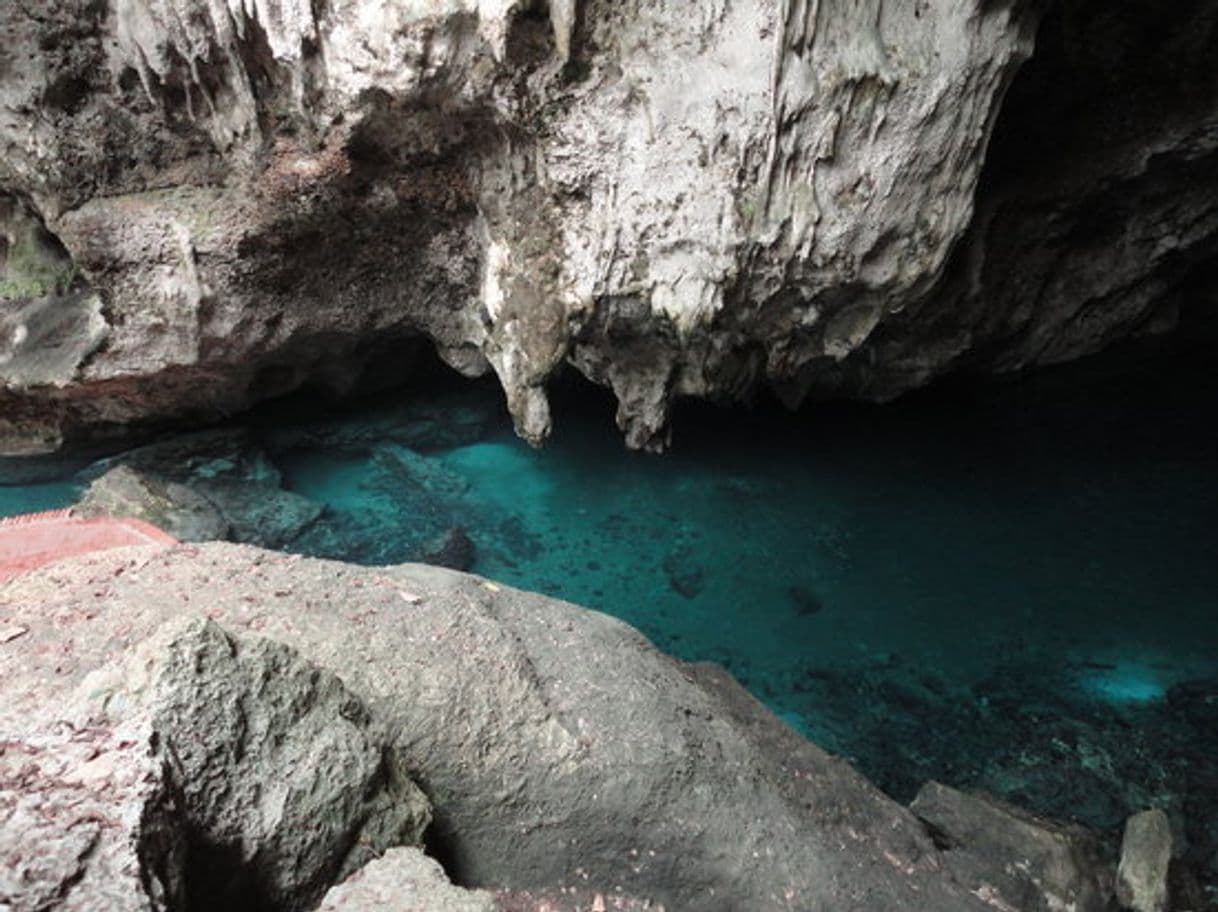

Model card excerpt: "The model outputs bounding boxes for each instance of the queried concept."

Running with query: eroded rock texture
[0,0,1214,452]
[0,542,1125,911]
[0,614,431,912]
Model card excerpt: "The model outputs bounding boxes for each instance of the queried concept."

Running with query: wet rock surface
[0,542,1128,912]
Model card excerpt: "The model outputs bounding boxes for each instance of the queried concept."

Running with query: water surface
[3,342,1216,853]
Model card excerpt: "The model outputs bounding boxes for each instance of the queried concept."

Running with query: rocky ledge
[2,0,1216,452]
[0,542,1192,911]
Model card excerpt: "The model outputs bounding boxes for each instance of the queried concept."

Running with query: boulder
[318,848,494,912]
[2,541,1054,911]
[78,434,325,548]
[75,464,230,541]
[1116,809,1172,912]
[1,613,431,912]
[910,781,1114,912]
[82,430,283,488]
[189,478,323,548]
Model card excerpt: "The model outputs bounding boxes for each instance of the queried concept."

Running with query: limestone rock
[3,1,1215,452]
[0,727,159,912]
[0,613,432,912]
[4,541,1046,911]
[828,1,1218,404]
[142,618,433,909]
[0,194,107,387]
[76,464,230,541]
[0,0,1030,451]
[1116,809,1172,912]
[910,781,1114,912]
[317,847,495,912]
[79,431,324,547]
[189,477,323,547]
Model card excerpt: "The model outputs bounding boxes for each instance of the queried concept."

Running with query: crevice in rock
[421,818,469,889]
[505,1,557,69]
[115,619,435,912]
[181,829,278,912]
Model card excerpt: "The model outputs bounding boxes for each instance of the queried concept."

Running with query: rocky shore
[0,542,1201,911]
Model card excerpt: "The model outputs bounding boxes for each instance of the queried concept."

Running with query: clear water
[0,478,81,517]
[2,343,1216,852]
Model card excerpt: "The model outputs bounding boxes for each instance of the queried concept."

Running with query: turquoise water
[2,343,1217,859]
[0,478,81,517]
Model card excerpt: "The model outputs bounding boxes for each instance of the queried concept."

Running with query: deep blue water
[3,342,1217,852]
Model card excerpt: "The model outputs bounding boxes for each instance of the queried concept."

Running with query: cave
[1,1,1216,910]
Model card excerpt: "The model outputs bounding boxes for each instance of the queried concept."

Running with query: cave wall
[0,0,1214,453]
[826,0,1218,400]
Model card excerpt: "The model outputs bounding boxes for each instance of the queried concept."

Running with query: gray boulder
[1,612,431,912]
[910,781,1114,912]
[75,464,230,541]
[0,541,1057,911]
[1116,809,1173,912]
[77,433,324,548]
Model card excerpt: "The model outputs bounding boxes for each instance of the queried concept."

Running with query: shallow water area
[2,341,1217,863]
[0,477,80,517]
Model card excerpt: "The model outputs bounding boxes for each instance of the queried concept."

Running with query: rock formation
[910,782,1113,912]
[1116,809,1173,912]
[1,610,432,912]
[0,542,1130,911]
[2,0,1213,453]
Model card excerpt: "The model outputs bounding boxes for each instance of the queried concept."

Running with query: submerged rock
[82,430,282,488]
[786,584,824,616]
[0,541,1110,911]
[283,443,481,566]
[421,525,477,572]
[662,543,705,599]
[189,478,322,547]
[76,464,230,541]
